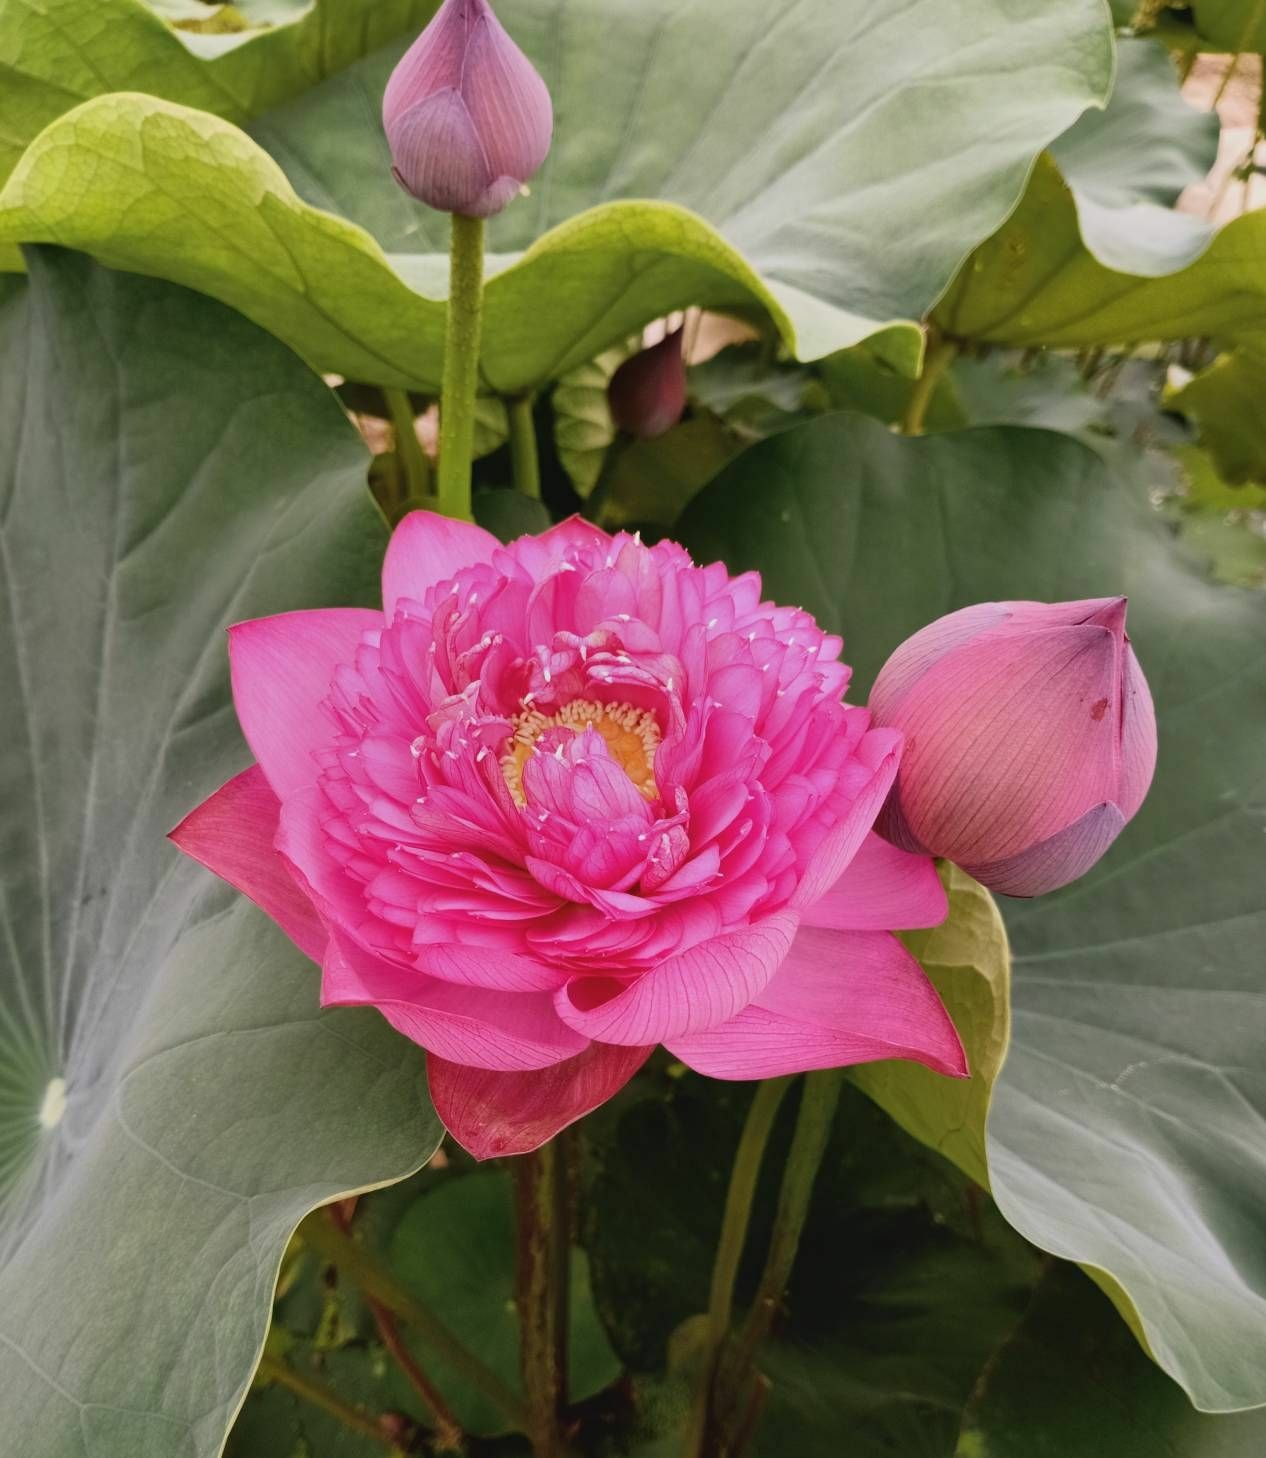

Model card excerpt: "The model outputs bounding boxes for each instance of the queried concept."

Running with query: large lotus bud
[869,597,1156,897]
[608,328,688,439]
[383,0,552,219]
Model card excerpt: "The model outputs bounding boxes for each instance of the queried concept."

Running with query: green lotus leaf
[955,1265,1266,1458]
[1168,352,1266,487]
[0,0,1114,390]
[851,865,1010,1196]
[935,148,1266,351]
[1049,36,1219,277]
[0,247,441,1458]
[1187,0,1266,53]
[677,412,1266,1413]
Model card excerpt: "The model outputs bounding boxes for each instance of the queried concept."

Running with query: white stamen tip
[39,1077,67,1130]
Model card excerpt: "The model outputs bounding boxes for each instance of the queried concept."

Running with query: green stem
[303,1210,529,1433]
[683,1077,793,1458]
[437,212,486,522]
[257,1352,402,1453]
[514,1140,572,1457]
[383,387,432,510]
[709,1071,845,1456]
[901,329,959,437]
[508,394,542,500]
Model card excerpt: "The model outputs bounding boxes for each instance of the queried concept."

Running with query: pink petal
[666,926,966,1080]
[1117,642,1157,822]
[790,726,902,909]
[802,833,946,932]
[890,625,1121,864]
[554,912,798,1045]
[322,933,587,1070]
[168,765,326,963]
[229,608,381,802]
[416,942,569,993]
[387,89,499,217]
[461,2,554,183]
[381,510,500,617]
[966,800,1126,898]
[507,516,611,580]
[868,602,1011,722]
[535,515,611,555]
[428,1042,652,1160]
[276,786,378,935]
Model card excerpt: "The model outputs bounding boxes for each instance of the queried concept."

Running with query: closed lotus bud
[383,0,552,219]
[869,597,1156,897]
[609,328,688,439]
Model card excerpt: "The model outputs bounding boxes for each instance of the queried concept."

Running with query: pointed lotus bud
[383,0,552,219]
[608,328,688,439]
[869,597,1156,897]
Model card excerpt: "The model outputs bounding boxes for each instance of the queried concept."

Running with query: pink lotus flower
[870,597,1156,897]
[383,0,553,218]
[609,328,688,440]
[173,515,964,1158]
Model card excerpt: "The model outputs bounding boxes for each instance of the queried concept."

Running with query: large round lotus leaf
[0,0,1113,391]
[936,149,1266,351]
[1168,351,1266,487]
[956,1265,1266,1457]
[1049,36,1219,275]
[0,247,441,1458]
[677,412,1266,1414]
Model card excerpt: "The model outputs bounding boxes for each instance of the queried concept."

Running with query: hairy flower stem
[508,394,542,499]
[303,1208,529,1433]
[514,1138,573,1457]
[384,387,433,510]
[256,1352,404,1453]
[684,1076,794,1458]
[437,213,486,522]
[900,329,959,437]
[328,1203,465,1449]
[707,1070,845,1457]
[371,1297,466,1453]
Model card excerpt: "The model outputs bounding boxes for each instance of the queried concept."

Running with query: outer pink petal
[965,800,1126,897]
[790,727,902,910]
[802,833,947,932]
[666,927,966,1080]
[382,509,500,617]
[889,624,1120,864]
[321,933,587,1070]
[868,602,1010,722]
[428,1043,653,1160]
[229,608,381,802]
[553,912,798,1045]
[168,765,326,963]
[1117,642,1157,822]
[868,599,1127,724]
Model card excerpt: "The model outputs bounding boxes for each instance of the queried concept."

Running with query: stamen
[500,697,662,807]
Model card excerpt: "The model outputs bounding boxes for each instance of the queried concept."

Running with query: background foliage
[0,1,1264,1456]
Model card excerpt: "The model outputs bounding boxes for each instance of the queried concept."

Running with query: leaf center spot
[38,1077,67,1130]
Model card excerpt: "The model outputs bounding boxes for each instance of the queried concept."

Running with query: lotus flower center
[502,698,661,807]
